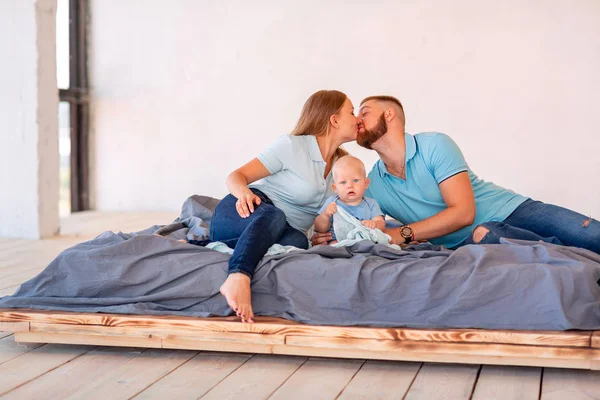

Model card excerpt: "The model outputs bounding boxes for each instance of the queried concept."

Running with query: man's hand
[361,220,377,229]
[311,232,332,246]
[324,202,337,218]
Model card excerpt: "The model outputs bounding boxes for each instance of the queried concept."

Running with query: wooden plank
[7,328,600,371]
[0,260,42,273]
[0,332,13,340]
[0,309,591,348]
[0,335,43,365]
[592,332,600,348]
[269,358,364,400]
[0,344,92,396]
[59,211,177,237]
[0,240,74,289]
[2,314,597,371]
[472,365,542,400]
[541,367,600,400]
[201,354,307,400]
[0,322,29,333]
[0,237,81,268]
[14,331,162,348]
[284,336,600,370]
[163,336,279,354]
[30,322,285,345]
[404,363,480,400]
[132,352,252,399]
[0,260,49,276]
[1,347,144,400]
[0,240,38,253]
[338,360,422,399]
[59,349,197,400]
[172,338,597,372]
[0,309,301,328]
[0,271,48,290]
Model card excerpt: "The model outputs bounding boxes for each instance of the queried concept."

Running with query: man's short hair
[360,95,404,113]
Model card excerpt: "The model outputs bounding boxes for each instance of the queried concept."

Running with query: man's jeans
[459,199,600,254]
[209,188,308,278]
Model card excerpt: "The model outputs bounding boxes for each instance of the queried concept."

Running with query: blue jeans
[209,189,308,278]
[459,199,600,254]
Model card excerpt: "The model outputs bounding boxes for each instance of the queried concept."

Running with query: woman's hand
[311,231,332,246]
[236,189,261,218]
[226,158,271,218]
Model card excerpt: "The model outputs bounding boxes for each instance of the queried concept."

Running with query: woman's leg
[277,224,309,249]
[503,199,600,254]
[210,193,288,322]
[210,194,252,244]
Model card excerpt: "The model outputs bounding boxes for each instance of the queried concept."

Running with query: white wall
[0,0,59,239]
[90,0,600,218]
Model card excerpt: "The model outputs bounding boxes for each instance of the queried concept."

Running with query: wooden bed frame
[1,309,599,370]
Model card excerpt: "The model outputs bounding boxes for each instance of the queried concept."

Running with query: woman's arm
[384,172,476,242]
[227,158,271,217]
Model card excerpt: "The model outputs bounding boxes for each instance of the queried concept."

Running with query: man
[314,95,600,253]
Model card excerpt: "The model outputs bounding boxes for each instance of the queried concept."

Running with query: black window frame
[58,0,89,212]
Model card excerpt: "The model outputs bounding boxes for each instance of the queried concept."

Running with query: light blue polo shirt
[365,132,528,248]
[250,134,334,233]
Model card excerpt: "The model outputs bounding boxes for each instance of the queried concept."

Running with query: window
[57,0,89,215]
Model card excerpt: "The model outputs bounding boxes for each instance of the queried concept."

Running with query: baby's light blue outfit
[318,195,383,241]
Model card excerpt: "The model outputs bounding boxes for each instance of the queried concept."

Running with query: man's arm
[383,172,475,243]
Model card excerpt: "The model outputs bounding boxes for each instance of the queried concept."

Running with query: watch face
[401,226,412,238]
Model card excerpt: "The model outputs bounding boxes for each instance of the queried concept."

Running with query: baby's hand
[361,220,377,229]
[325,202,337,217]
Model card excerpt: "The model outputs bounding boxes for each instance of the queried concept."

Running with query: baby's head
[331,156,370,203]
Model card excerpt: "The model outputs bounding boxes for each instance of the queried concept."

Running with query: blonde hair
[291,90,349,159]
[332,156,366,181]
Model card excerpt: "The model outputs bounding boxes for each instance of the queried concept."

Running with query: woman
[210,90,358,323]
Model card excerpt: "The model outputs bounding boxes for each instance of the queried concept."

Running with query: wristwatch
[399,225,414,244]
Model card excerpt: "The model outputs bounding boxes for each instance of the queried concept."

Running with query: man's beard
[357,113,387,149]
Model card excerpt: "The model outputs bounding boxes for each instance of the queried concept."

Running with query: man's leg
[463,221,563,246]
[503,199,600,254]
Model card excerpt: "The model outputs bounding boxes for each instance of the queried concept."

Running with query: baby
[315,156,385,244]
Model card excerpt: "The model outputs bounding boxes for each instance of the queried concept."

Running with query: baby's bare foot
[219,273,254,323]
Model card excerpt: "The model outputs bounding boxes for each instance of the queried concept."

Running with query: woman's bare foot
[219,273,254,323]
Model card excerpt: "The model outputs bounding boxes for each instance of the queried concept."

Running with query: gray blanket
[1,195,600,330]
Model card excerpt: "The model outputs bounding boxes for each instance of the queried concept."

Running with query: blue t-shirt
[250,135,334,233]
[366,132,528,248]
[318,195,383,240]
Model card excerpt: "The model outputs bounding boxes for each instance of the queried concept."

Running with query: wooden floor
[1,212,599,399]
